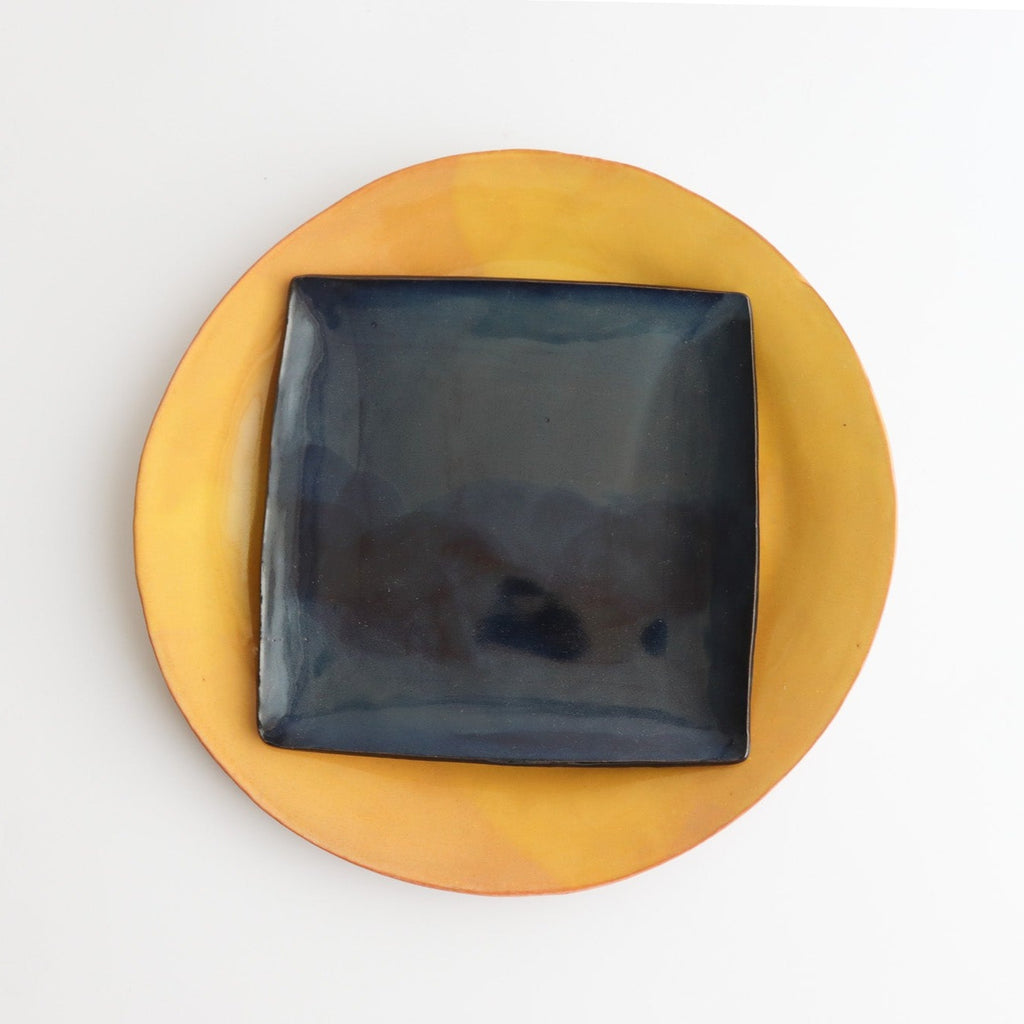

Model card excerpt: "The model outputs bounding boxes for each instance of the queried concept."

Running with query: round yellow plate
[134,150,895,895]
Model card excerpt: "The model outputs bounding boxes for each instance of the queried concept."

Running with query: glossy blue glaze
[259,277,756,765]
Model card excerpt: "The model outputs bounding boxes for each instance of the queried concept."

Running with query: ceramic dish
[134,150,895,894]
[260,276,757,766]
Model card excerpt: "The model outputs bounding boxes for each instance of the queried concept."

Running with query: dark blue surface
[259,277,757,765]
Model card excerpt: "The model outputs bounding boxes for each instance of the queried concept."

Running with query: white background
[2,2,1022,1021]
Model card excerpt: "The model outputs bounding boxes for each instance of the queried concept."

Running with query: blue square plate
[259,276,756,765]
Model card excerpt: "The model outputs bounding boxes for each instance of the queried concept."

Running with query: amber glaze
[134,150,896,894]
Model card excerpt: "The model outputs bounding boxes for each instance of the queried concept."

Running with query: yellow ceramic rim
[134,150,895,895]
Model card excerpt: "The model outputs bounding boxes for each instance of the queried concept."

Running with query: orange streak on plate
[134,150,895,894]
